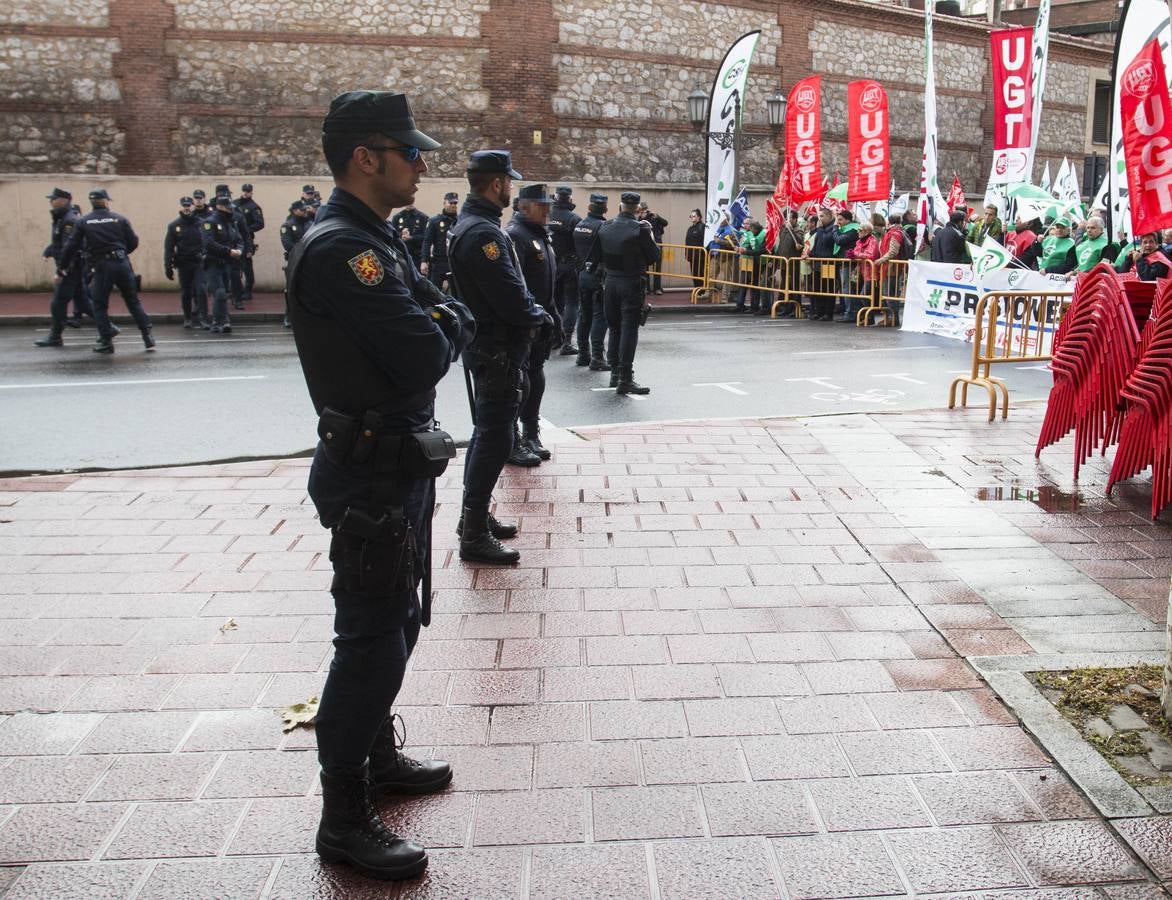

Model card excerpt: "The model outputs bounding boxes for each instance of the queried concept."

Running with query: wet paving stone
[887,825,1028,891]
[1000,820,1146,885]
[774,832,905,899]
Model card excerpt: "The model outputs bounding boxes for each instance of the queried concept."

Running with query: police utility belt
[317,407,455,478]
[93,249,127,262]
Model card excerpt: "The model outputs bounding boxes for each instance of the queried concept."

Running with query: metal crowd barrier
[648,242,710,303]
[863,259,908,327]
[776,257,877,323]
[948,289,1073,421]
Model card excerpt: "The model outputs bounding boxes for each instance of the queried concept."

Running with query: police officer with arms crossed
[420,191,458,291]
[286,90,475,882]
[164,196,207,329]
[508,183,561,463]
[35,187,94,347]
[448,150,551,565]
[202,195,244,334]
[572,192,610,369]
[589,190,659,394]
[548,185,581,355]
[59,188,155,354]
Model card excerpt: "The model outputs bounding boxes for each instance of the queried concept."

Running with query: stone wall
[0,0,1111,194]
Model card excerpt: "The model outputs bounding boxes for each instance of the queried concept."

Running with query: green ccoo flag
[967,236,1012,277]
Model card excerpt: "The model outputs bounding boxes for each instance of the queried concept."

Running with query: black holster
[329,506,416,598]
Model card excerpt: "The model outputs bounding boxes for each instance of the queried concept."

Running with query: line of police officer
[284,89,664,883]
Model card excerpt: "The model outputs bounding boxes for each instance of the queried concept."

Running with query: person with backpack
[877,214,911,326]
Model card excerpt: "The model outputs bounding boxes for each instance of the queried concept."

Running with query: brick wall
[0,0,1111,191]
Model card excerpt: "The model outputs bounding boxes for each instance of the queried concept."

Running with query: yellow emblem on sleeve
[347,249,384,286]
[482,242,500,261]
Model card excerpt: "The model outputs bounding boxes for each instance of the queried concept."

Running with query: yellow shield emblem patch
[347,249,384,286]
[482,242,500,261]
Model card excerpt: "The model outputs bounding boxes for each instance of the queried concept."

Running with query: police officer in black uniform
[35,187,93,347]
[507,183,562,463]
[572,192,609,369]
[448,150,551,565]
[237,183,265,300]
[202,195,243,333]
[191,189,214,221]
[590,190,659,394]
[548,185,581,356]
[280,200,311,328]
[164,196,206,329]
[215,184,253,309]
[391,203,429,268]
[287,90,475,882]
[59,189,155,354]
[420,191,458,291]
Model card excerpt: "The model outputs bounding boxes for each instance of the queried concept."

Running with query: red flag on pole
[1121,39,1172,238]
[847,80,890,201]
[946,174,966,213]
[785,76,822,204]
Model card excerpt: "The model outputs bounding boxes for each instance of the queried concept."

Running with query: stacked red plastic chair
[1109,277,1172,517]
[1035,262,1142,478]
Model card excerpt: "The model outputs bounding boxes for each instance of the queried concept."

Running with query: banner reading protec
[703,30,761,245]
[786,75,823,205]
[847,80,889,201]
[989,27,1035,184]
[1120,39,1172,238]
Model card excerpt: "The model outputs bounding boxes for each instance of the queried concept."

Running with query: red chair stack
[1035,263,1142,479]
[1108,277,1172,517]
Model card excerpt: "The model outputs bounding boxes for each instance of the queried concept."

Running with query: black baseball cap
[241,183,253,192]
[443,191,459,202]
[322,91,440,151]
[589,193,608,204]
[555,185,572,197]
[518,183,553,205]
[46,187,71,200]
[214,183,230,195]
[290,200,304,211]
[467,150,521,179]
[88,188,110,201]
[301,184,315,193]
[180,196,194,205]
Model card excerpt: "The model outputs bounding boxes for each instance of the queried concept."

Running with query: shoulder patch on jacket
[482,241,500,261]
[203,222,211,230]
[347,249,384,286]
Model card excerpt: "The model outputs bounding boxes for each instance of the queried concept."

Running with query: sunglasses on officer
[362,143,422,162]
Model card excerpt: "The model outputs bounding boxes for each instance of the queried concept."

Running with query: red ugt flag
[1121,39,1172,238]
[946,174,966,213]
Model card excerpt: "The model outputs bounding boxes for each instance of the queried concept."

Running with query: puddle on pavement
[974,484,1084,512]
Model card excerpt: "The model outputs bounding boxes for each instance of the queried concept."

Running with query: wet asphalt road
[3,312,1055,473]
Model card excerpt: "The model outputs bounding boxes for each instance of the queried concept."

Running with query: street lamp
[687,85,785,195]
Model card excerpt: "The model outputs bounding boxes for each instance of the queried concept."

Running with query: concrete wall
[0,175,733,291]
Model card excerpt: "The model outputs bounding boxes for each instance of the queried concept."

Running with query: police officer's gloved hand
[165,268,174,281]
[413,273,451,308]
[539,310,556,341]
[426,302,461,339]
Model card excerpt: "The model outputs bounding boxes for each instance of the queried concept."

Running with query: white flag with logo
[1040,161,1052,195]
[1053,156,1083,222]
[703,31,762,245]
[967,236,1013,277]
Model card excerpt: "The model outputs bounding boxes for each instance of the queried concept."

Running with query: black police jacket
[421,211,456,267]
[547,201,581,262]
[507,214,558,319]
[391,207,429,259]
[193,204,215,222]
[44,206,81,269]
[642,211,668,243]
[164,213,205,268]
[202,210,243,263]
[573,212,606,270]
[288,187,474,430]
[280,215,308,259]
[59,207,139,272]
[592,210,660,277]
[448,195,547,349]
[237,197,265,233]
[230,206,254,254]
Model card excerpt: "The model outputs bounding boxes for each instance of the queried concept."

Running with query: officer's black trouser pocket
[329,521,416,598]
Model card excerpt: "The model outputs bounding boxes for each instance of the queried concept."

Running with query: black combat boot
[142,331,156,351]
[459,506,520,564]
[609,369,621,388]
[455,509,518,540]
[522,422,552,460]
[316,766,428,880]
[588,350,611,372]
[369,714,452,796]
[559,340,578,356]
[93,338,114,354]
[617,366,650,395]
[506,426,541,467]
[35,332,63,348]
[575,349,590,366]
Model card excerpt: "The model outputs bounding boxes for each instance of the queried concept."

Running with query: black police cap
[88,188,110,201]
[322,91,441,151]
[467,150,521,180]
[46,187,71,200]
[214,184,230,195]
[290,200,304,211]
[621,191,641,205]
[443,191,459,202]
[241,183,253,192]
[555,185,572,196]
[301,184,314,193]
[214,195,232,207]
[518,183,553,204]
[180,196,194,205]
[589,193,609,204]
[193,189,206,199]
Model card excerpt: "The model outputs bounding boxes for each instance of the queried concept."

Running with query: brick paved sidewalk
[1,405,1171,897]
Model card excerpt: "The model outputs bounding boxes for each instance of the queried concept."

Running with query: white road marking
[694,382,748,395]
[155,338,259,344]
[871,372,928,386]
[0,375,268,390]
[795,345,938,355]
[785,376,843,390]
